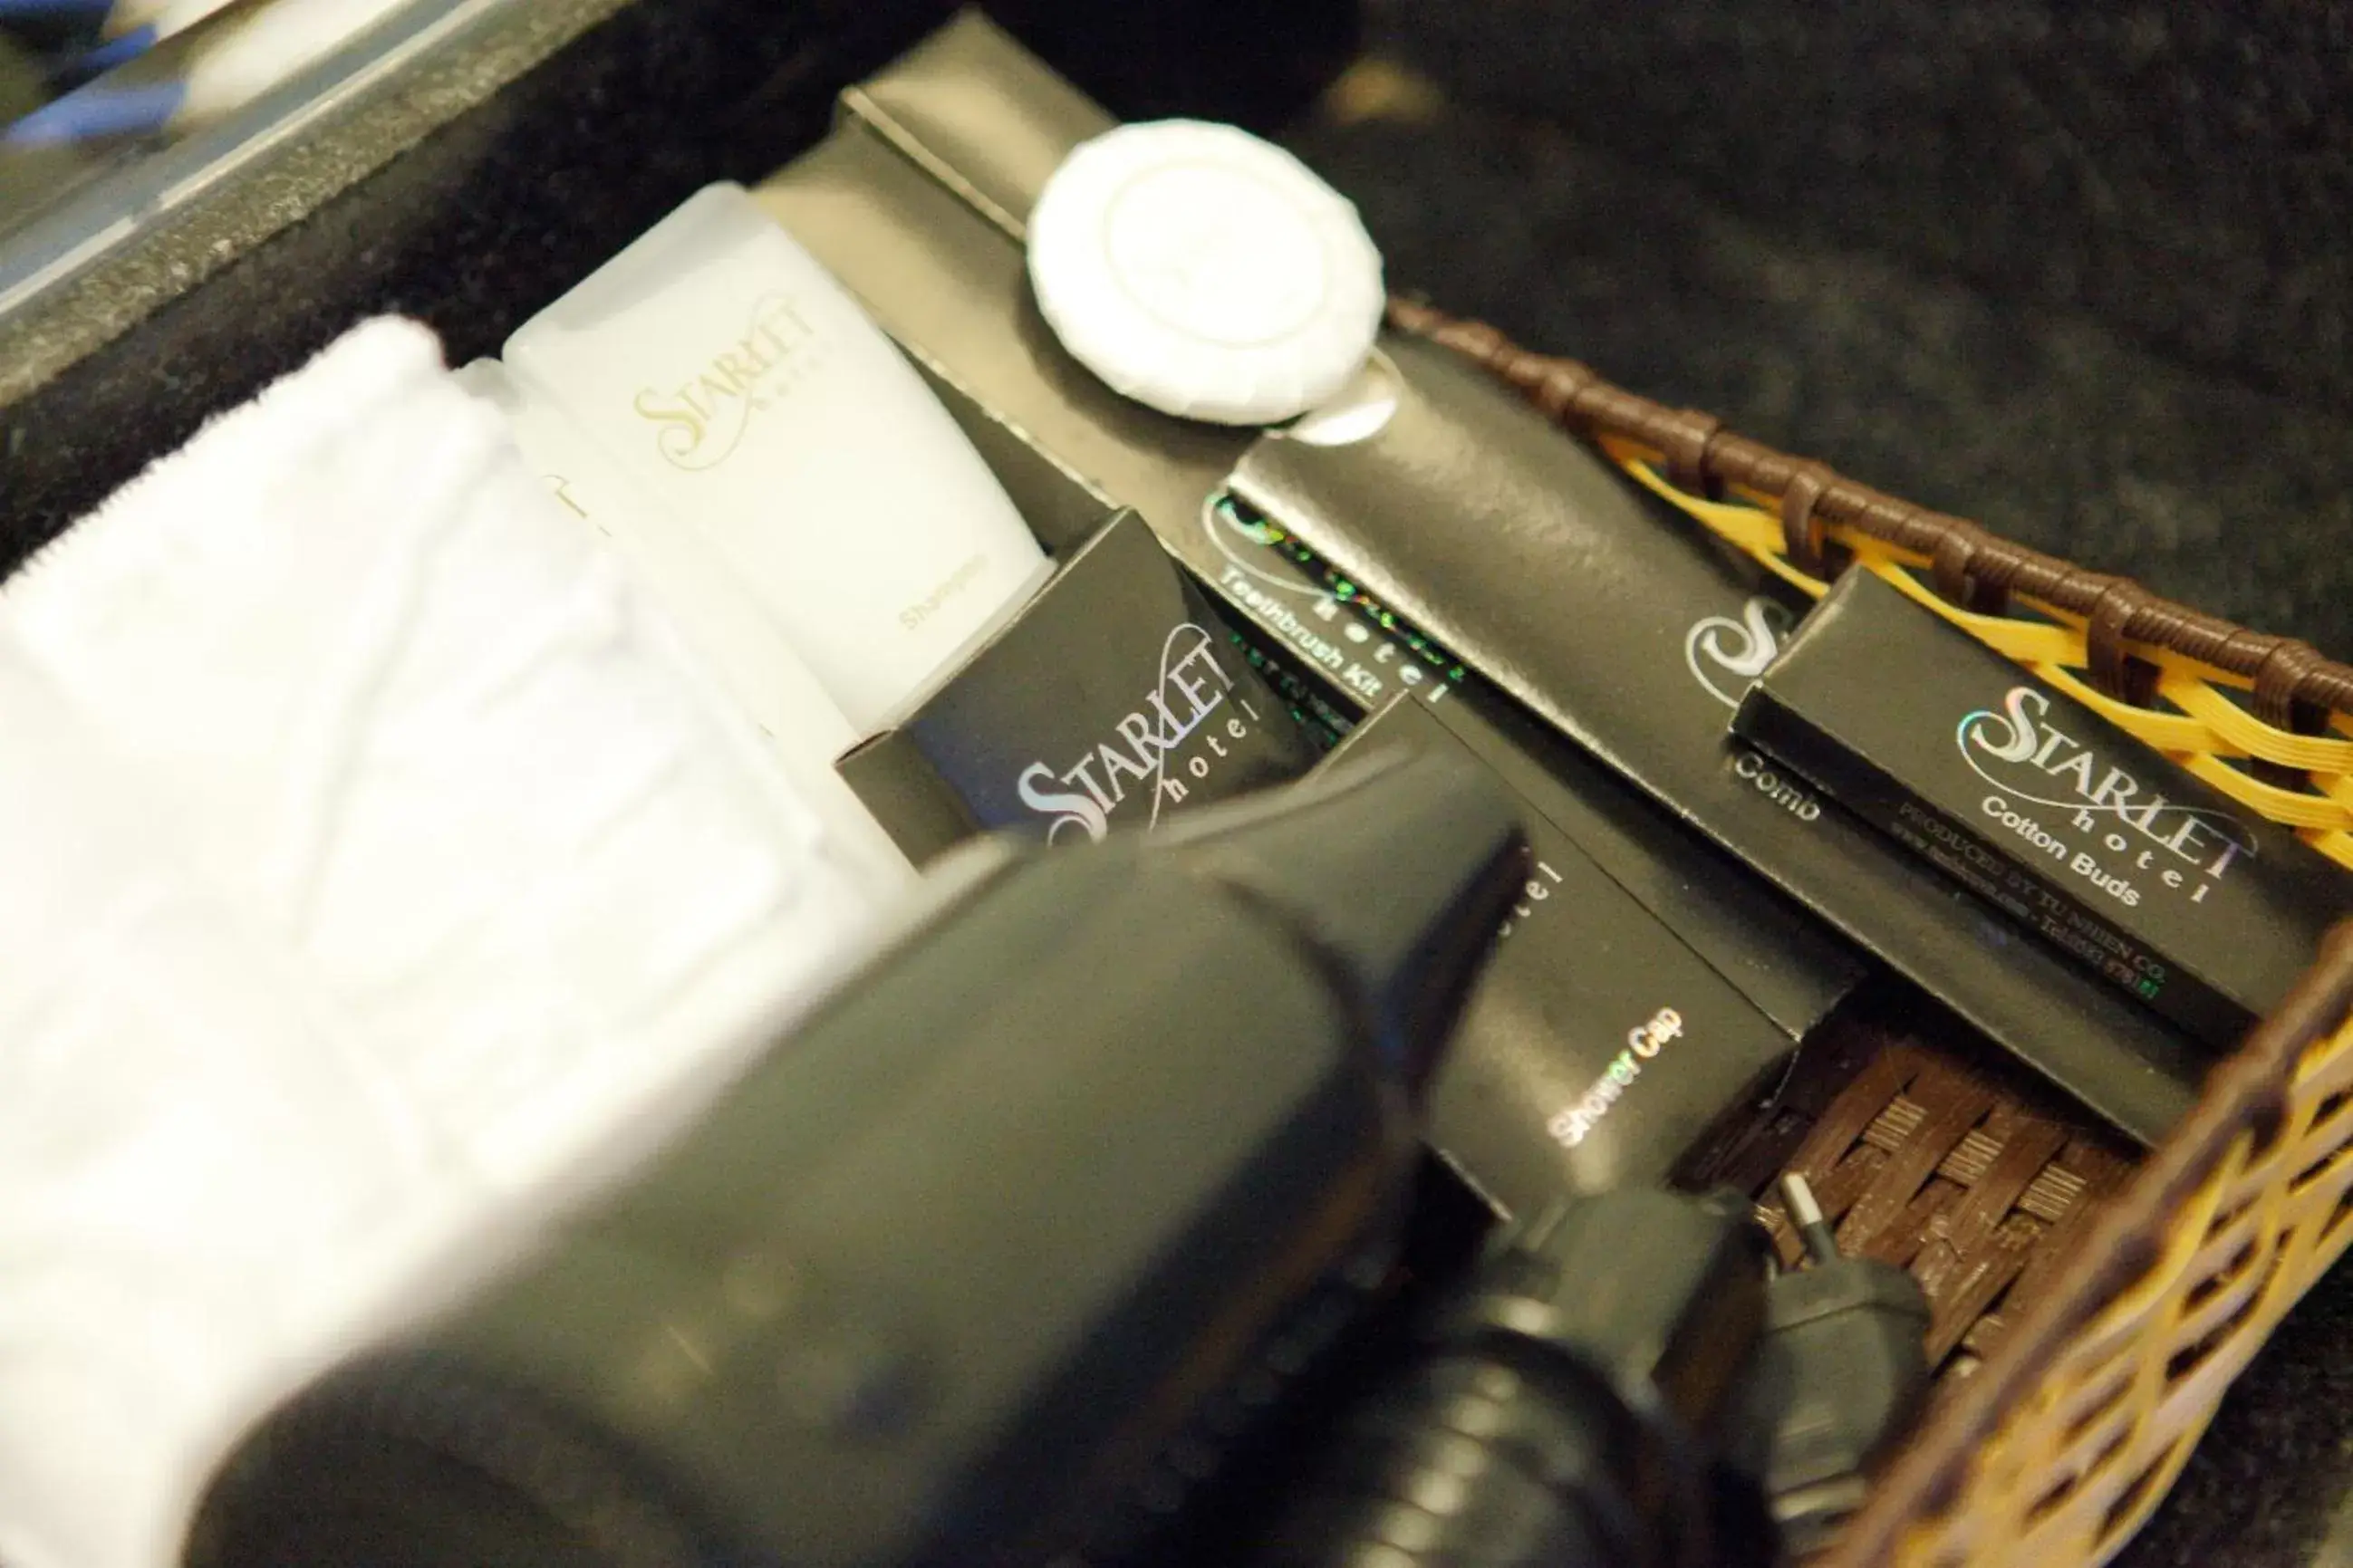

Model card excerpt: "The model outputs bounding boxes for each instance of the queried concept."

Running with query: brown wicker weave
[1837,924,2353,1565]
[1388,300,2353,1564]
[1679,1007,2136,1382]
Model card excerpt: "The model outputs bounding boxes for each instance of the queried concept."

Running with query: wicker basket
[1389,301,2353,1566]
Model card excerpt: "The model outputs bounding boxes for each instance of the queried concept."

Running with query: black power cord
[1725,1175,1934,1554]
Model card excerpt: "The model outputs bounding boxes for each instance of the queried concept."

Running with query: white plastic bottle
[452,357,912,894]
[504,183,1053,733]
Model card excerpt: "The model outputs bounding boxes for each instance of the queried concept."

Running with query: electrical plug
[1725,1174,1933,1556]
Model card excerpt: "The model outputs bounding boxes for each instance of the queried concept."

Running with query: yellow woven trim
[2310,829,2353,863]
[1603,440,2353,871]
[1889,993,2353,1566]
[2165,677,2353,773]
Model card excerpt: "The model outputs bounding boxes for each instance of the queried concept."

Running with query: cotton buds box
[1734,571,2353,1049]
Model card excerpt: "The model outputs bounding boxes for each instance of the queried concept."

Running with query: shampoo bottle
[505,183,1053,734]
[454,356,911,894]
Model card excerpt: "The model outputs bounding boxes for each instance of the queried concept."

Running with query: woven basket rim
[1378,299,2353,1561]
[1826,922,2353,1563]
[1384,297,2353,726]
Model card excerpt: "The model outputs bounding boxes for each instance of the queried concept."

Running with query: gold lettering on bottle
[633,293,824,472]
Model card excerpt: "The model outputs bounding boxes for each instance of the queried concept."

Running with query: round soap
[1027,119,1386,427]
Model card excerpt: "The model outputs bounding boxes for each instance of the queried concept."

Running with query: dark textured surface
[1277,7,2353,1563]
[1281,90,2353,662]
[1375,0,2353,418]
[2115,1260,2353,1568]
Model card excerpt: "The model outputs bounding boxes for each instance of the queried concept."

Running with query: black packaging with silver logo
[1735,570,2353,1048]
[835,509,1319,864]
[1312,692,1801,1217]
[1222,332,2206,1145]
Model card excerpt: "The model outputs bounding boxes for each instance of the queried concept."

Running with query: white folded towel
[0,318,890,1568]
